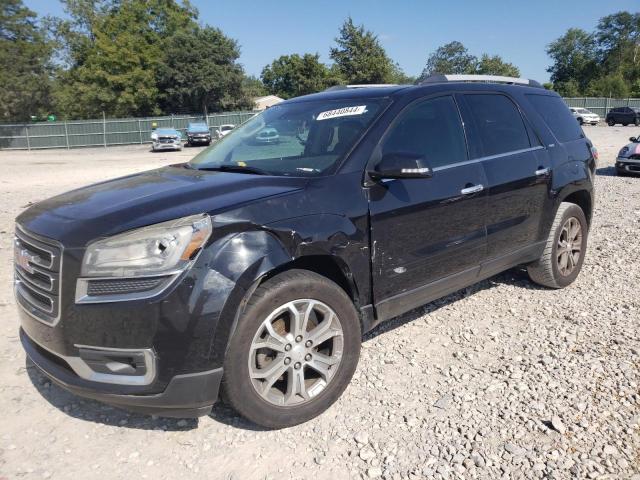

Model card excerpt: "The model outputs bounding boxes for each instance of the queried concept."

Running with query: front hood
[618,142,640,159]
[17,164,306,247]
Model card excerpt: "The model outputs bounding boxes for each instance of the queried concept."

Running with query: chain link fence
[0,111,257,150]
[3,97,640,151]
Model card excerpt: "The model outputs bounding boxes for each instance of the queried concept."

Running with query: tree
[476,54,520,77]
[419,41,476,79]
[596,11,640,73]
[586,74,630,98]
[329,17,396,84]
[546,28,599,94]
[0,0,54,121]
[261,53,331,99]
[159,25,250,115]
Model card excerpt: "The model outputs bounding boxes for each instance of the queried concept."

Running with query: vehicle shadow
[25,358,198,431]
[596,166,617,177]
[364,266,541,341]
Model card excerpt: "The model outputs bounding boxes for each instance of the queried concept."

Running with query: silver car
[151,128,183,152]
[615,135,640,176]
[569,107,600,126]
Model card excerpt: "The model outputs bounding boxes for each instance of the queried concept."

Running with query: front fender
[203,213,370,365]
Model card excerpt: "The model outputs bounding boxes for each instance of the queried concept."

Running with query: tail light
[590,146,599,162]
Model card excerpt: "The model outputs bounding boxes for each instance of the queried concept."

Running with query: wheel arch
[560,189,593,226]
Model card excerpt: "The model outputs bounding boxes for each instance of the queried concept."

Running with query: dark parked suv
[15,75,596,428]
[606,106,640,126]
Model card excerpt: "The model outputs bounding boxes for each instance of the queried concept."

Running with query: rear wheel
[634,118,640,126]
[607,118,615,126]
[527,202,588,289]
[222,270,361,429]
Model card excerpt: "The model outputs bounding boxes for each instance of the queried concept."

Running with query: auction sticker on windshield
[316,106,367,121]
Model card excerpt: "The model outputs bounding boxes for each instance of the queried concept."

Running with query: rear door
[457,92,552,260]
[368,94,488,315]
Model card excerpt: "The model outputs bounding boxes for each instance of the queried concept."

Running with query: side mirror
[368,152,433,180]
[630,137,638,143]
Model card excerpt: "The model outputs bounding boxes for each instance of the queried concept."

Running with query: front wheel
[527,202,588,289]
[578,118,584,126]
[222,270,361,429]
[607,118,615,126]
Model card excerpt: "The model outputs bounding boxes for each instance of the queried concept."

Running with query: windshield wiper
[196,164,270,175]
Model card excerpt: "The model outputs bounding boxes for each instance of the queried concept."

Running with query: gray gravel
[0,127,638,479]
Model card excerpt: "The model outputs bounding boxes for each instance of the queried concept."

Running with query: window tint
[526,94,584,143]
[464,94,531,157]
[382,96,467,169]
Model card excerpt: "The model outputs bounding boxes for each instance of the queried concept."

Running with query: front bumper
[616,158,640,174]
[21,328,222,417]
[188,136,211,143]
[153,143,181,150]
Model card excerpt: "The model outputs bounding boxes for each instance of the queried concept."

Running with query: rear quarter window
[526,94,584,143]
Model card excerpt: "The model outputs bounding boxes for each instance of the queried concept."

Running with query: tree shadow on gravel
[25,358,198,431]
[364,266,543,342]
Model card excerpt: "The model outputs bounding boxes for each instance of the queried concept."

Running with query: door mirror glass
[369,152,432,180]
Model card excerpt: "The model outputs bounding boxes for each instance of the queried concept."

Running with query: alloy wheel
[248,299,344,406]
[557,217,583,276]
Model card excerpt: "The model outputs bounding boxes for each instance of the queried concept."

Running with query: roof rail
[420,74,543,88]
[324,84,398,91]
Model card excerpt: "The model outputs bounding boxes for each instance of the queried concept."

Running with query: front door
[368,95,488,318]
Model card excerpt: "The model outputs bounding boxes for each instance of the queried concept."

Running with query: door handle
[535,167,550,176]
[460,184,484,195]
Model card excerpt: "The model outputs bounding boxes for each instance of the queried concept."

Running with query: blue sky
[25,0,639,82]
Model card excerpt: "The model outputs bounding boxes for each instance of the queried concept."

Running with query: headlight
[81,214,212,278]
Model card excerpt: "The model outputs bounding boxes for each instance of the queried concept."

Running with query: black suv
[606,106,640,126]
[15,75,596,428]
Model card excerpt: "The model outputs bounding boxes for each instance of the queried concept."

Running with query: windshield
[190,99,386,176]
[188,123,209,132]
[576,108,589,114]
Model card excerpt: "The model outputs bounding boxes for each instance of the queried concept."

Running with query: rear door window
[463,94,531,157]
[526,94,584,143]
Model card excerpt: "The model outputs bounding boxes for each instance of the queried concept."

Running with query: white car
[150,128,183,151]
[569,107,600,126]
[215,124,235,140]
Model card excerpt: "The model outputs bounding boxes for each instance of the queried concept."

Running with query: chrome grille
[14,226,62,325]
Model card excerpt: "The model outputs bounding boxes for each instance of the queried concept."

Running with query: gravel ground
[0,128,638,480]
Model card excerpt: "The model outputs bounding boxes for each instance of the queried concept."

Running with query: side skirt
[363,241,545,333]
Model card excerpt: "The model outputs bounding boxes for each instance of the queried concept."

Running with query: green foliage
[0,0,54,121]
[159,25,249,115]
[553,79,581,97]
[420,41,477,79]
[548,12,639,97]
[546,28,598,93]
[261,53,332,99]
[476,54,520,77]
[330,17,398,84]
[419,42,520,80]
[586,74,630,97]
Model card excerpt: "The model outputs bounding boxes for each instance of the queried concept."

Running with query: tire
[622,123,629,127]
[607,118,615,126]
[527,202,588,289]
[222,269,361,429]
[616,168,628,177]
[634,118,640,126]
[578,118,584,126]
